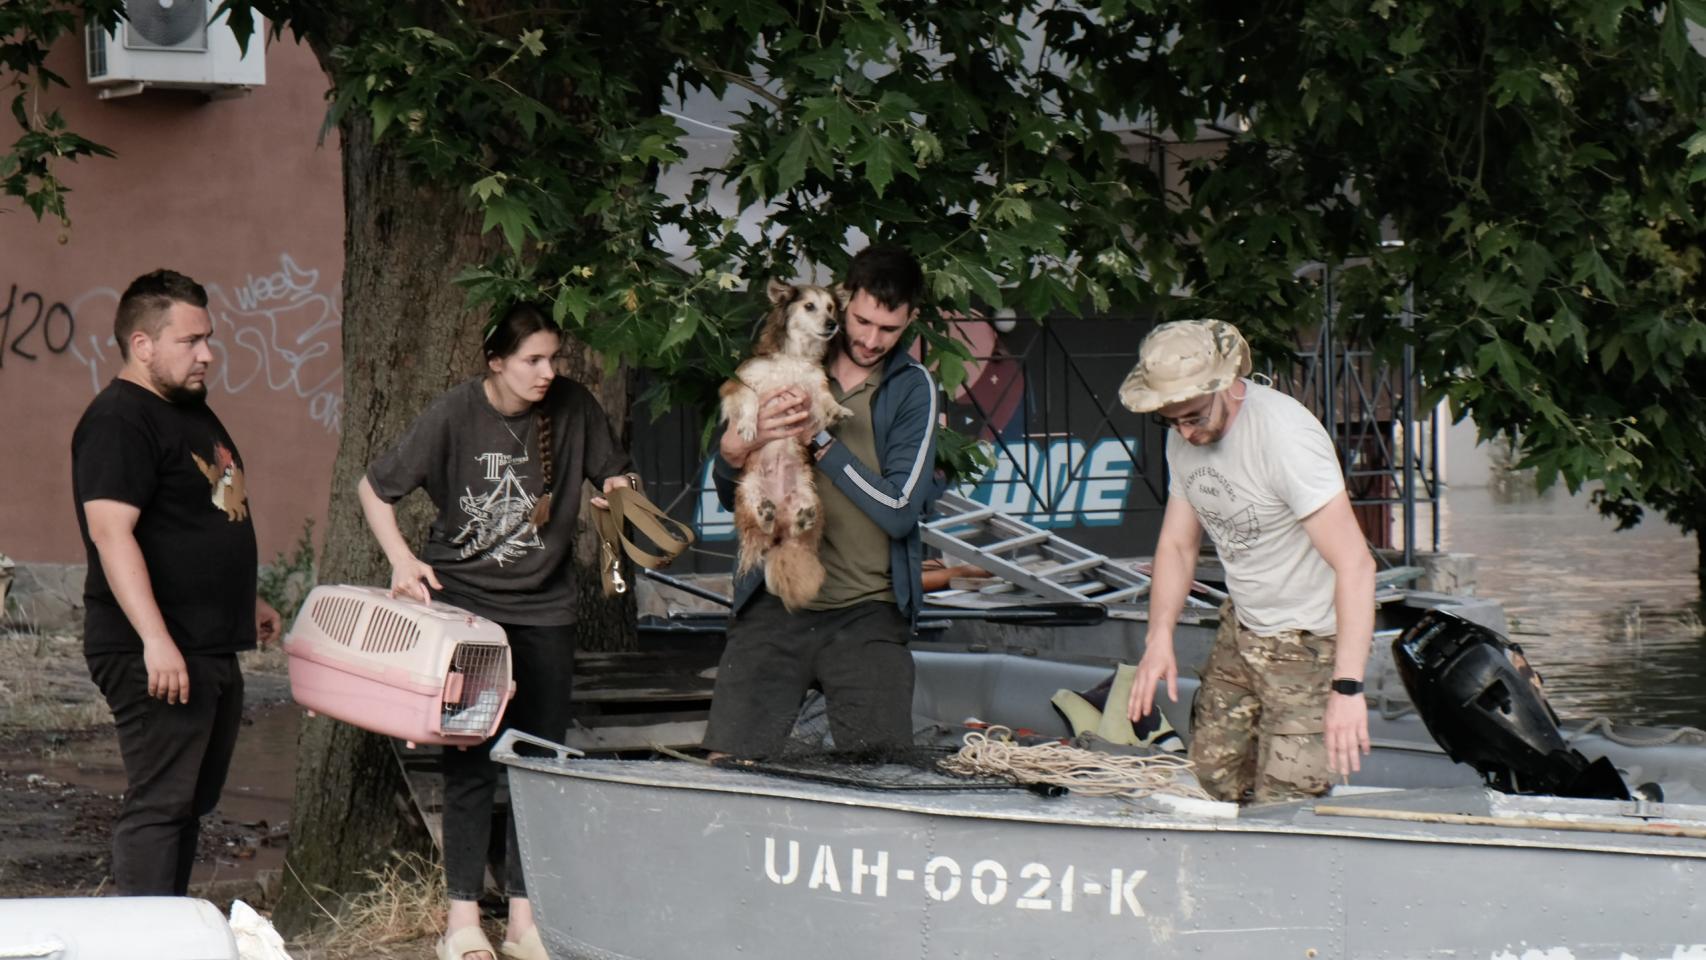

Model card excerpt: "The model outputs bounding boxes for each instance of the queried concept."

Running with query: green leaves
[1473,337,1526,388]
[1387,24,1424,57]
[369,97,398,140]
[849,135,916,198]
[12,0,1706,523]
[656,307,701,352]
[775,126,831,193]
[1678,0,1706,26]
[1491,68,1545,108]
[1569,249,1621,301]
[480,195,535,257]
[0,1,125,224]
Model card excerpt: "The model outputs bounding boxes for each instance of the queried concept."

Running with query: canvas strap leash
[592,483,695,596]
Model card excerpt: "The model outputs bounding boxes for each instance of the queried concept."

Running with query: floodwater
[1423,485,1706,730]
[2,695,298,888]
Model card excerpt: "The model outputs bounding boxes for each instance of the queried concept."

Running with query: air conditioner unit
[85,0,266,99]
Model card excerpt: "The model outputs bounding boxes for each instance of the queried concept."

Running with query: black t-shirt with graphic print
[366,376,631,626]
[73,379,259,656]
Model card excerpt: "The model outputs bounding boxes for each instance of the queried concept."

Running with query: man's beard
[149,363,207,405]
[1186,411,1229,446]
[839,327,883,369]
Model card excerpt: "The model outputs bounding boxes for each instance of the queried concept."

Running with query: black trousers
[85,652,245,896]
[701,592,915,759]
[442,621,574,902]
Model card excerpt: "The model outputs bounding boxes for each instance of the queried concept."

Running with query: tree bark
[270,104,492,934]
[272,105,636,932]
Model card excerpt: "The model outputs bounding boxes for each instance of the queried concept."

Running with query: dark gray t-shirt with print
[366,376,630,625]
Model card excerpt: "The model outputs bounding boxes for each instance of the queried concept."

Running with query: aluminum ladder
[921,492,1218,614]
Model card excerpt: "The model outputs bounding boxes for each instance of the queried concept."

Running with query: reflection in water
[1426,486,1706,729]
[2,702,299,885]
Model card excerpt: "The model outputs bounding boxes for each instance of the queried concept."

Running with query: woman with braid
[357,302,634,960]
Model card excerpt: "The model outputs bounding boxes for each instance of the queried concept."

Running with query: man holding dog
[1119,320,1375,804]
[71,269,281,895]
[703,245,939,759]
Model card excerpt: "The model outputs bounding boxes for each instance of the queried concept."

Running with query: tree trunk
[272,106,635,932]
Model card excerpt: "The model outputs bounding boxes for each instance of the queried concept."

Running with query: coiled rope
[939,726,1213,800]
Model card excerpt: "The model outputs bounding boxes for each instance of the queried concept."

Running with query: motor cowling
[1392,609,1629,800]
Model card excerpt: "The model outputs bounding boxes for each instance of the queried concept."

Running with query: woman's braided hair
[484,301,560,529]
[531,409,555,528]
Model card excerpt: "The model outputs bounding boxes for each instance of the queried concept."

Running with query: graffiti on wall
[208,254,343,432]
[5,254,344,432]
[0,285,77,366]
[957,437,1138,527]
[692,436,1139,540]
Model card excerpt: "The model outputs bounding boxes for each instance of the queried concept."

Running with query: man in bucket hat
[1119,320,1375,803]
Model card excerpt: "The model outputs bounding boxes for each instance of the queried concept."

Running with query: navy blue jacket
[713,344,940,625]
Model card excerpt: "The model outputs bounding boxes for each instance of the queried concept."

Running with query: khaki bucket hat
[1117,320,1252,413]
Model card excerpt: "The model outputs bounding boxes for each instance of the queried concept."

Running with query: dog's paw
[757,499,776,532]
[738,422,758,443]
[794,503,818,533]
[829,403,854,423]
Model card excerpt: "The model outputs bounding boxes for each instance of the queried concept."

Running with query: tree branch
[659,38,786,108]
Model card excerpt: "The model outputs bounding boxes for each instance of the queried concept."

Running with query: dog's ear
[753,302,788,356]
[767,278,794,306]
[833,283,851,312]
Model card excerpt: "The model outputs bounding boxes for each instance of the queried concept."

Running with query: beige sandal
[437,924,497,960]
[499,927,549,960]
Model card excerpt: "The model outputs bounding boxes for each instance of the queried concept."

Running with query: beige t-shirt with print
[1165,381,1345,636]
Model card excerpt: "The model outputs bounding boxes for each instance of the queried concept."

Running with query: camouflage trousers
[1189,602,1335,804]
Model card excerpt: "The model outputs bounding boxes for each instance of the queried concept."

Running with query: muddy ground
[0,630,445,958]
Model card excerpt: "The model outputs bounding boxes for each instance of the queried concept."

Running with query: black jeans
[701,592,915,759]
[85,652,245,896]
[442,621,574,902]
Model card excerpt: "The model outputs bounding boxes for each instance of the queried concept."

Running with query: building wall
[0,36,343,564]
[1443,415,1493,489]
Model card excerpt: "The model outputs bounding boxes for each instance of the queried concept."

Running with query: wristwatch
[1330,677,1364,696]
[808,429,834,456]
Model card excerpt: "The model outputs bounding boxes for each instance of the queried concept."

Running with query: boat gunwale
[496,754,1706,861]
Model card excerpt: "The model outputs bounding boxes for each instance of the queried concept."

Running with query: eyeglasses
[1150,395,1217,431]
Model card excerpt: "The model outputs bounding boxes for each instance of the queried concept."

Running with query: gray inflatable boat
[495,635,1706,960]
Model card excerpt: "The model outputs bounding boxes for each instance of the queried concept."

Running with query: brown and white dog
[720,279,853,610]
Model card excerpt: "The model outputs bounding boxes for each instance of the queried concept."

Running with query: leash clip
[602,541,627,594]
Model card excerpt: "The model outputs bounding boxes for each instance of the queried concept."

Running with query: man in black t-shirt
[71,269,282,896]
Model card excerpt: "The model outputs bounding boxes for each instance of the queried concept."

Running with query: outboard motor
[1393,609,1630,800]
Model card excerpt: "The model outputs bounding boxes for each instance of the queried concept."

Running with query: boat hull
[499,751,1706,960]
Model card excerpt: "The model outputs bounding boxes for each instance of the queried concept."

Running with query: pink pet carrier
[283,585,514,747]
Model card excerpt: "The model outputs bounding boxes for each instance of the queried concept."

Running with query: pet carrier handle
[490,728,586,763]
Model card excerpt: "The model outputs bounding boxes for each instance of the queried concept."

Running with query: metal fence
[1277,268,1442,567]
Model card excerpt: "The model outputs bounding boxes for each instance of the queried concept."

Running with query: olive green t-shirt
[806,365,896,610]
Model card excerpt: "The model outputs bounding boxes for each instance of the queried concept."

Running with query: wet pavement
[1424,485,1706,729]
